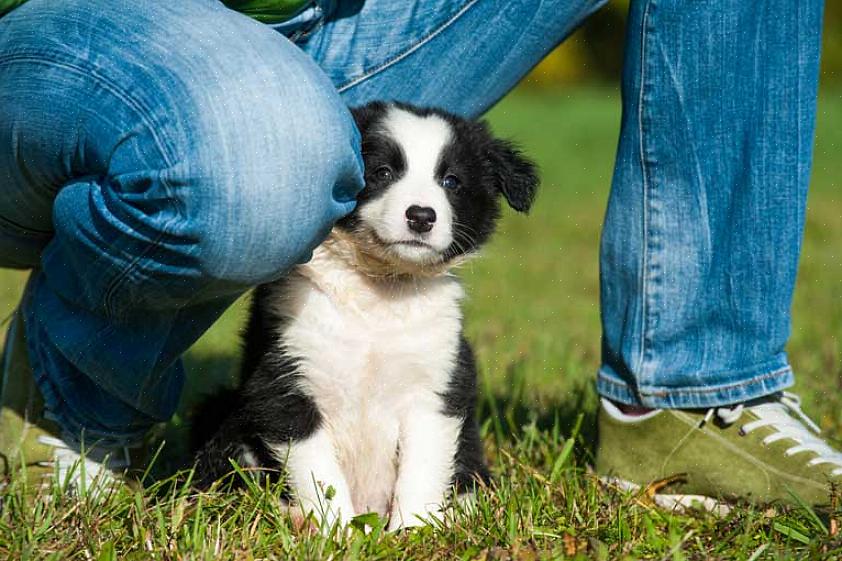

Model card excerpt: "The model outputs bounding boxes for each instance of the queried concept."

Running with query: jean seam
[637,0,658,387]
[0,53,181,320]
[598,364,791,397]
[335,0,480,93]
[101,210,181,321]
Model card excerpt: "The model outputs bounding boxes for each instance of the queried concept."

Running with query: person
[0,0,838,505]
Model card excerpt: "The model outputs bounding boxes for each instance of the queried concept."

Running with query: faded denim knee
[6,0,364,443]
[178,60,364,288]
[40,4,365,320]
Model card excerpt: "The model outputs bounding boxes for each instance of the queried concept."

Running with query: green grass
[1,87,841,559]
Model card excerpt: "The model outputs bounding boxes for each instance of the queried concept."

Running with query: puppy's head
[337,101,538,276]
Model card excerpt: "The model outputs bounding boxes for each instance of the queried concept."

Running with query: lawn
[1,86,841,560]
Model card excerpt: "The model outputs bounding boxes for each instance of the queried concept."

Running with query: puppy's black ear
[485,136,539,213]
[350,101,386,134]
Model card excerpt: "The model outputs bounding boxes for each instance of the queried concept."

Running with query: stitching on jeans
[0,53,180,319]
[336,0,480,93]
[597,365,792,396]
[636,0,655,385]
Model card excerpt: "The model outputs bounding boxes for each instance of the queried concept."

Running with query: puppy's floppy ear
[485,136,539,213]
[350,101,387,133]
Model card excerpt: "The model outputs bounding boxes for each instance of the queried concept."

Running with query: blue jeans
[0,0,824,445]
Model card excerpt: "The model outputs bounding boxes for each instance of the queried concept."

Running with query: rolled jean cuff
[596,357,795,409]
[25,351,154,450]
[23,275,159,449]
[31,375,151,450]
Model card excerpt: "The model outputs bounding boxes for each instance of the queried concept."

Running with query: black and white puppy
[192,101,538,530]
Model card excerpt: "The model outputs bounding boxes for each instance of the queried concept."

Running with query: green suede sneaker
[0,311,133,494]
[596,394,842,512]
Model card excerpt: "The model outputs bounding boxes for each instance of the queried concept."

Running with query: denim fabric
[0,0,824,443]
[597,1,824,408]
[0,0,363,444]
[298,0,607,116]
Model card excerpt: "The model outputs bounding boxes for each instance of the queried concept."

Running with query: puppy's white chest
[270,254,463,514]
[284,275,462,397]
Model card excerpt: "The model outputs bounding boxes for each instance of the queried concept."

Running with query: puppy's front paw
[295,486,356,536]
[387,502,443,531]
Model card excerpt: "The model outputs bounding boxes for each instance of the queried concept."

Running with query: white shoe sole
[599,475,732,516]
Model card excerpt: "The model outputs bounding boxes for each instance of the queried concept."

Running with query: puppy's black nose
[405,205,436,233]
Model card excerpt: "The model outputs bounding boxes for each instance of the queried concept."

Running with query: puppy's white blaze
[360,108,455,261]
[382,108,452,184]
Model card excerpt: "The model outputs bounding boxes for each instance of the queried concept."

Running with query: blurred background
[520,1,842,89]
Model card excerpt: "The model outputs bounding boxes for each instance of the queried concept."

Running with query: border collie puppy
[192,101,538,530]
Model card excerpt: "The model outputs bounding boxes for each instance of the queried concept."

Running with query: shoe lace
[703,391,842,476]
[35,435,131,490]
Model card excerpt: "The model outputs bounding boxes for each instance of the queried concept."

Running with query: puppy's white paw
[387,503,443,531]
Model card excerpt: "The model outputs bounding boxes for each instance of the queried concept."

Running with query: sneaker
[596,393,842,511]
[0,310,133,494]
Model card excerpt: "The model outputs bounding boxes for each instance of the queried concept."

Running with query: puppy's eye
[441,174,460,190]
[374,166,393,182]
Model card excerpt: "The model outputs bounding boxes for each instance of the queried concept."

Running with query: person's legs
[0,0,362,448]
[592,0,842,507]
[3,0,835,503]
[598,0,824,408]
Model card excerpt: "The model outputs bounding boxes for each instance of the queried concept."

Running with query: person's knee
[186,88,363,285]
[29,0,362,302]
[153,13,364,286]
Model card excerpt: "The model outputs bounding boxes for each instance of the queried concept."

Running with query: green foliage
[0,87,840,559]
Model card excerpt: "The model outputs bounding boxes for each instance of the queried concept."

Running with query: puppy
[192,101,538,530]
